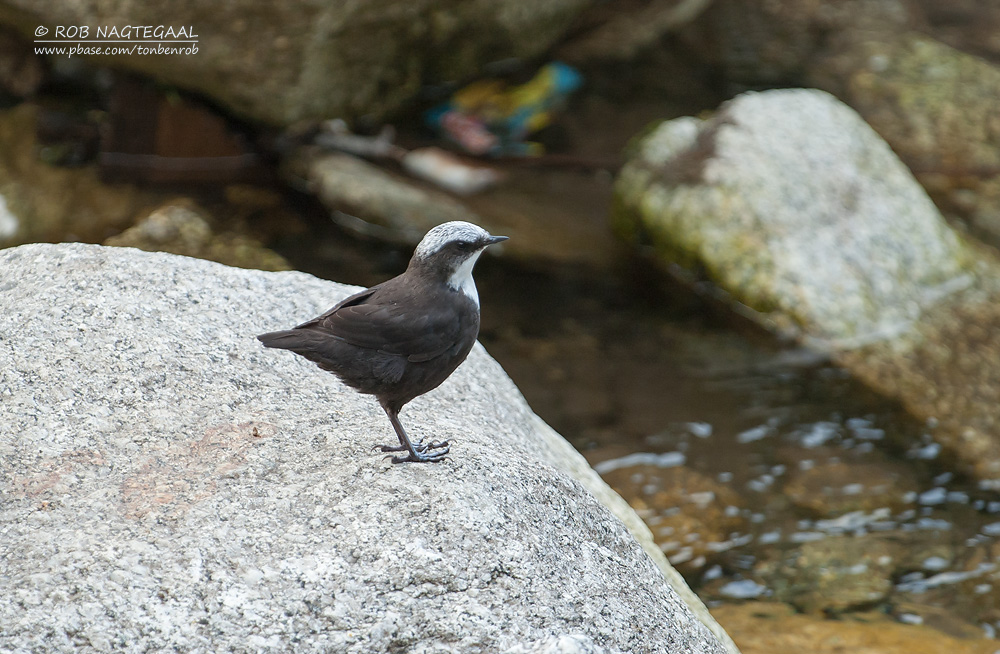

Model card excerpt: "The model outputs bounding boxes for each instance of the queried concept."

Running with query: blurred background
[2,1,1000,651]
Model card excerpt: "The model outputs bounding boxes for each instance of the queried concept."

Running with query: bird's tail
[257,328,353,381]
[257,329,310,350]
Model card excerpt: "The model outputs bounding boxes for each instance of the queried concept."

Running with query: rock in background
[828,33,1000,250]
[0,104,150,248]
[283,150,480,246]
[713,602,1000,654]
[614,89,972,347]
[674,0,1000,247]
[0,0,591,125]
[836,260,1000,484]
[104,200,292,271]
[0,243,735,654]
[613,88,1000,486]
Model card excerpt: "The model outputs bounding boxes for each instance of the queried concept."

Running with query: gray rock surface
[0,243,735,654]
[613,89,972,348]
[0,0,588,125]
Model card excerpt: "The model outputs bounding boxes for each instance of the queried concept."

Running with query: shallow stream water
[479,262,1000,638]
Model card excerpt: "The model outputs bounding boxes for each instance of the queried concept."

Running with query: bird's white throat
[447,250,483,306]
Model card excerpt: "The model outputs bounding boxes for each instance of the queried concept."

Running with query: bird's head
[408,221,508,305]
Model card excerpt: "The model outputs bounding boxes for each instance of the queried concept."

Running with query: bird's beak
[485,235,509,246]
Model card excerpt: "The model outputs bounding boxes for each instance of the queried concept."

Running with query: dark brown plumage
[258,221,507,463]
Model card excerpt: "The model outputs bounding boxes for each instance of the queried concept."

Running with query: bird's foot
[386,444,450,464]
[374,439,450,454]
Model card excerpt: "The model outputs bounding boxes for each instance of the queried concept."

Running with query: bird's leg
[375,403,449,463]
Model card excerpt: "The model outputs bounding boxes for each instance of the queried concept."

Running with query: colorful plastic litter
[426,62,583,157]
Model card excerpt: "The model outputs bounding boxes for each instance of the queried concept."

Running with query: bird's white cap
[413,221,494,260]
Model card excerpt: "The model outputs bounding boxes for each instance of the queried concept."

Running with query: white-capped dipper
[258,221,508,463]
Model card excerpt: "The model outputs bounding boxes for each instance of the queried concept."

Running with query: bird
[258,221,508,463]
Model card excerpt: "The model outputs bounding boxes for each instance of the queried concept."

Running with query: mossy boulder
[614,89,973,348]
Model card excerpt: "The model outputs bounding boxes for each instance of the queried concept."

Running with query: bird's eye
[455,241,472,252]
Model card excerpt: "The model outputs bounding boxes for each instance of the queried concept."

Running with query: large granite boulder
[0,243,736,654]
[0,0,589,125]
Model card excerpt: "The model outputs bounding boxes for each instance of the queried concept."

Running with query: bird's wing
[297,285,468,362]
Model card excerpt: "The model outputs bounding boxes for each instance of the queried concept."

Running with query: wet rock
[820,33,1000,249]
[0,27,43,97]
[712,600,999,654]
[783,460,919,518]
[835,262,1000,484]
[557,0,714,64]
[600,465,748,574]
[103,201,292,271]
[614,88,1000,486]
[0,104,149,248]
[0,242,736,654]
[757,535,897,613]
[284,150,478,246]
[677,0,915,92]
[893,540,1000,630]
[679,3,1000,246]
[890,601,991,641]
[0,1,590,126]
[613,89,972,347]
